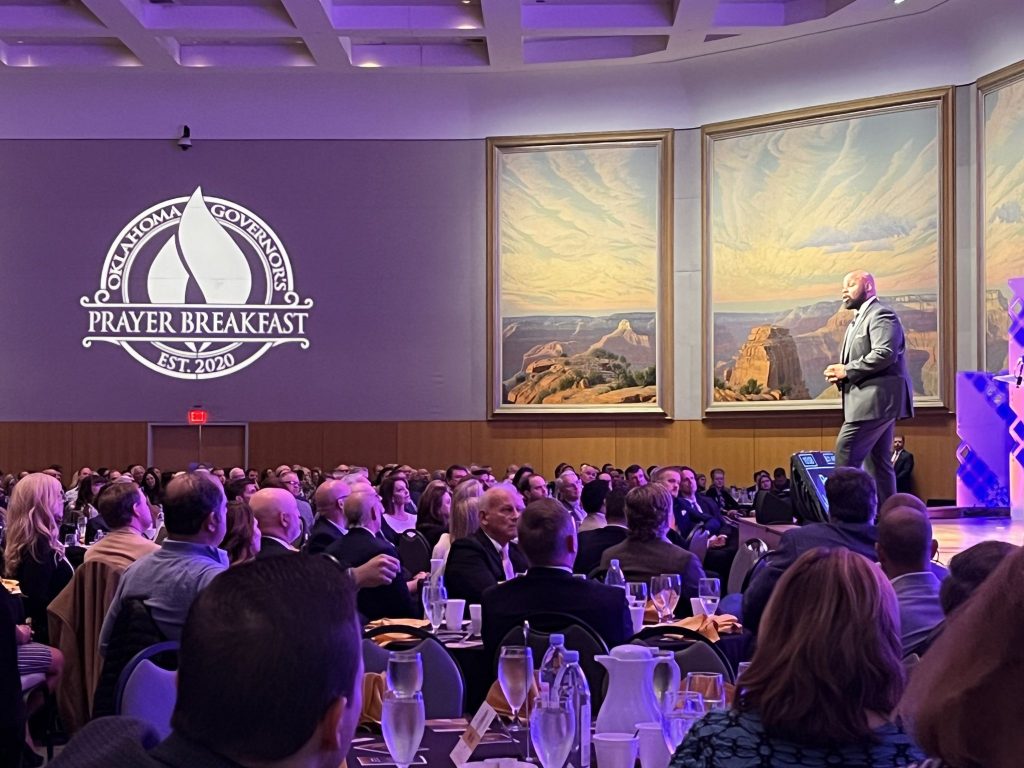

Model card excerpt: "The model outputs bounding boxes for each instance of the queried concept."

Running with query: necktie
[500,545,515,580]
[892,450,899,464]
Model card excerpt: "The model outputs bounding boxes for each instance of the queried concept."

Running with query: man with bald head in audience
[445,485,528,604]
[251,488,303,557]
[877,506,945,655]
[327,490,416,620]
[482,498,631,657]
[305,479,351,554]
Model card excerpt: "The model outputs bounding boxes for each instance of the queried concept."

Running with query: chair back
[631,625,734,683]
[726,539,768,595]
[361,638,391,674]
[496,612,610,709]
[674,642,732,680]
[114,641,179,740]
[397,530,433,575]
[688,529,710,563]
[741,550,773,594]
[363,625,465,718]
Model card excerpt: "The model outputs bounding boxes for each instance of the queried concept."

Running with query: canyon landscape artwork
[705,94,949,410]
[490,134,669,413]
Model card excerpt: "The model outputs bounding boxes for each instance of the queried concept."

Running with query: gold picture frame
[702,87,955,415]
[487,130,674,417]
[977,58,1024,373]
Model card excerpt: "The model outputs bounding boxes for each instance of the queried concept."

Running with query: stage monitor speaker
[790,451,836,523]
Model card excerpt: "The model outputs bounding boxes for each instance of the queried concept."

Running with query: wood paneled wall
[0,414,958,501]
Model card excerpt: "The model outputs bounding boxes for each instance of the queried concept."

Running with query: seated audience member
[445,485,527,604]
[305,479,350,555]
[415,479,451,549]
[574,489,628,576]
[772,467,790,493]
[99,471,229,649]
[85,482,159,567]
[600,484,705,603]
[250,488,302,558]
[445,464,469,491]
[578,480,609,532]
[140,469,163,507]
[51,555,365,768]
[704,468,739,512]
[876,507,944,655]
[276,470,313,543]
[519,473,550,504]
[432,479,482,568]
[482,498,632,656]
[743,467,878,633]
[746,470,770,495]
[624,464,648,489]
[327,490,416,620]
[676,466,733,547]
[220,500,261,565]
[223,477,257,504]
[939,540,1018,616]
[877,493,948,581]
[555,470,585,524]
[899,545,1024,768]
[2,473,74,646]
[579,463,599,485]
[674,548,923,768]
[379,474,417,544]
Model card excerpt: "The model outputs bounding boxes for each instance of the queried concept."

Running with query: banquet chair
[114,641,179,740]
[496,612,609,709]
[397,530,432,576]
[363,625,464,717]
[725,539,769,597]
[631,625,735,683]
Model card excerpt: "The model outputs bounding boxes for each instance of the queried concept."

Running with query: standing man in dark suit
[327,490,417,620]
[482,498,632,657]
[824,270,914,504]
[445,485,527,604]
[892,436,915,494]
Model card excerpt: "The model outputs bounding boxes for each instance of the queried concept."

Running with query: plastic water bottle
[605,559,626,590]
[539,633,567,695]
[554,650,591,768]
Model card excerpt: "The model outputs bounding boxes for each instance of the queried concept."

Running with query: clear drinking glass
[530,696,575,768]
[684,672,725,711]
[626,581,648,607]
[651,574,681,622]
[421,584,447,634]
[498,645,534,735]
[381,691,425,768]
[698,578,720,617]
[63,533,77,549]
[662,691,705,750]
[386,651,423,697]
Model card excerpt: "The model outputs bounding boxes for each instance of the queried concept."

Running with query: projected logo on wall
[81,188,313,380]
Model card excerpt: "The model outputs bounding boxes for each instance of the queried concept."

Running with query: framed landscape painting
[978,59,1024,373]
[487,131,673,416]
[702,88,955,415]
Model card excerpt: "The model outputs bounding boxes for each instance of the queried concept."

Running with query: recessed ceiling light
[894,0,905,4]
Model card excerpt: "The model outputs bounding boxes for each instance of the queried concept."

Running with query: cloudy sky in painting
[711,107,940,313]
[499,143,660,317]
[984,76,1024,295]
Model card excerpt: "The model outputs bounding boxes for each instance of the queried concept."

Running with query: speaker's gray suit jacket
[840,299,914,422]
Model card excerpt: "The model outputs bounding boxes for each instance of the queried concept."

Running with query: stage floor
[931,517,1024,562]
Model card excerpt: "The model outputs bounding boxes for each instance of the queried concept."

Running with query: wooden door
[149,424,247,471]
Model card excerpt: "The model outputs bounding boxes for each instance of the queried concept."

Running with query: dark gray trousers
[834,416,897,505]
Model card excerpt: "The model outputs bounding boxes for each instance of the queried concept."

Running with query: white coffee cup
[445,598,466,631]
[594,733,639,768]
[690,597,705,616]
[629,604,646,634]
[468,603,482,636]
[635,722,671,768]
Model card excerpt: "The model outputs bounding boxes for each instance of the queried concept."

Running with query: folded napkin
[485,672,541,719]
[360,672,386,726]
[669,613,743,642]
[364,618,432,646]
[2,578,21,596]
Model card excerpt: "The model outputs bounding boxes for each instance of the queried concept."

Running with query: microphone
[1016,356,1024,388]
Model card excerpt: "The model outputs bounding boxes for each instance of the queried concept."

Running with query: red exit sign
[188,409,209,425]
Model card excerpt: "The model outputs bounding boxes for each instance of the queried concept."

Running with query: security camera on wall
[178,125,192,151]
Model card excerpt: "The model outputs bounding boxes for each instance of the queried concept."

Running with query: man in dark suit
[677,466,736,583]
[445,485,527,604]
[304,479,351,555]
[892,435,915,494]
[250,488,302,558]
[704,468,739,513]
[574,488,628,576]
[824,270,914,504]
[743,467,880,633]
[482,498,632,657]
[327,490,417,620]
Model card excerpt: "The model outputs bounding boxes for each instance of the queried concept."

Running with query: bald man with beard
[824,270,914,503]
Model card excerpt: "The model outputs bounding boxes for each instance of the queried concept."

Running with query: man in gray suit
[824,270,913,503]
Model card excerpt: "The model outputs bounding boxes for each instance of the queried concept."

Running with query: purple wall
[0,139,486,421]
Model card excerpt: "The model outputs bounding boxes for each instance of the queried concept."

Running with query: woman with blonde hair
[431,478,482,567]
[3,472,73,646]
[672,547,923,767]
